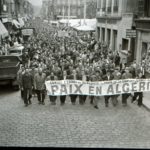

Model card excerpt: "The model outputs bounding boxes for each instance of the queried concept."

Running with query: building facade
[0,0,33,32]
[41,0,96,20]
[96,0,138,62]
[135,0,150,63]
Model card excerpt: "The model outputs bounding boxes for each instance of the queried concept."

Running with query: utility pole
[48,0,50,24]
[67,0,70,26]
[84,0,87,25]
[63,5,65,19]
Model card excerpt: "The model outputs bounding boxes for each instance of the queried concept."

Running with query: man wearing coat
[103,70,114,107]
[21,68,33,107]
[121,67,133,106]
[67,69,78,105]
[92,70,102,109]
[59,70,68,105]
[46,72,58,105]
[34,68,46,105]
[77,70,89,105]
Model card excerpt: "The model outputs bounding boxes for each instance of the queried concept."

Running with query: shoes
[51,102,56,105]
[105,104,108,107]
[25,104,28,107]
[90,101,93,104]
[113,104,117,107]
[61,103,65,106]
[28,101,32,105]
[138,104,142,107]
[94,106,99,109]
[72,102,76,105]
[42,102,45,105]
[122,103,127,107]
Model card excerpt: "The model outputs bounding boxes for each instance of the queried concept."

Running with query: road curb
[142,103,150,112]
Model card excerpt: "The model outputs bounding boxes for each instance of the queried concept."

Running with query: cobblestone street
[0,87,150,148]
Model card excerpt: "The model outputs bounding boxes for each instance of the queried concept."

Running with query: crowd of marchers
[15,20,148,109]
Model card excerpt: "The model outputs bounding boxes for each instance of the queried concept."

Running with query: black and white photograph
[0,0,150,148]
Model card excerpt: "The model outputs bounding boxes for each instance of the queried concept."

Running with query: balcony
[135,18,150,31]
[96,11,122,20]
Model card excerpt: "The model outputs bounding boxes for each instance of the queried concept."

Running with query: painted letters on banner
[45,79,150,96]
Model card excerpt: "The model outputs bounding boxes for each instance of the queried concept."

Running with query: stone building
[96,0,138,62]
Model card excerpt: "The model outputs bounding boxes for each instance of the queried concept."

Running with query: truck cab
[0,55,21,90]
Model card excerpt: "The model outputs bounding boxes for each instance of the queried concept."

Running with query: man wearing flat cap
[121,67,133,106]
[103,70,114,107]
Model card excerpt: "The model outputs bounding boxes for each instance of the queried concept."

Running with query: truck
[8,45,25,62]
[0,55,21,90]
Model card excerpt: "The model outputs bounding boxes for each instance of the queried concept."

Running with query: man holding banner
[93,70,103,109]
[46,72,58,105]
[103,70,114,107]
[59,70,68,105]
[77,70,90,105]
[121,67,133,106]
[132,71,145,107]
[67,69,78,105]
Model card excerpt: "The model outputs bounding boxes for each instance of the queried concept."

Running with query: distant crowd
[15,19,147,109]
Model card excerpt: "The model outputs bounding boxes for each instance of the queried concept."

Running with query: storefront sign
[58,31,69,37]
[126,29,136,38]
[21,29,34,36]
[45,79,150,96]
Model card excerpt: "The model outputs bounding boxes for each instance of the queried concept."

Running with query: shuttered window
[138,0,145,17]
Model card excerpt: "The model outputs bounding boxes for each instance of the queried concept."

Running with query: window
[114,0,119,6]
[144,0,150,17]
[113,0,119,12]
[102,0,106,12]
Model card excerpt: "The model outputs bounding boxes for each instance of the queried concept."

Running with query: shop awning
[12,19,20,28]
[75,25,95,31]
[18,18,25,27]
[0,21,9,38]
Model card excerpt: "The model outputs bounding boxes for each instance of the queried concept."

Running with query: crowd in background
[14,20,147,108]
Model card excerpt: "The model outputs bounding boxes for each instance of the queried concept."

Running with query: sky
[28,0,42,6]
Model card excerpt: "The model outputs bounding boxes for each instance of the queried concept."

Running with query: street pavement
[0,85,150,148]
[142,91,150,111]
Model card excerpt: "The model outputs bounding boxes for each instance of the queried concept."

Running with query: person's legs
[41,90,46,105]
[36,90,41,104]
[93,96,100,109]
[105,96,110,107]
[28,88,32,104]
[70,95,77,105]
[83,95,87,103]
[60,96,66,105]
[21,89,24,100]
[90,96,94,104]
[122,93,130,106]
[132,92,138,103]
[79,96,83,105]
[112,95,119,107]
[23,88,28,106]
[138,92,143,107]
[49,96,57,105]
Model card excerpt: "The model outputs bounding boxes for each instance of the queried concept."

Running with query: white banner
[45,79,150,96]
[58,31,69,37]
[22,29,34,36]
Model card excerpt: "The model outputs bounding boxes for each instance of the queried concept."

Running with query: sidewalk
[143,92,150,111]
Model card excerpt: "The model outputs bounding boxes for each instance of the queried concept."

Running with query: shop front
[135,19,150,64]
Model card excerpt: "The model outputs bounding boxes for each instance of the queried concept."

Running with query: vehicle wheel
[13,85,20,91]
